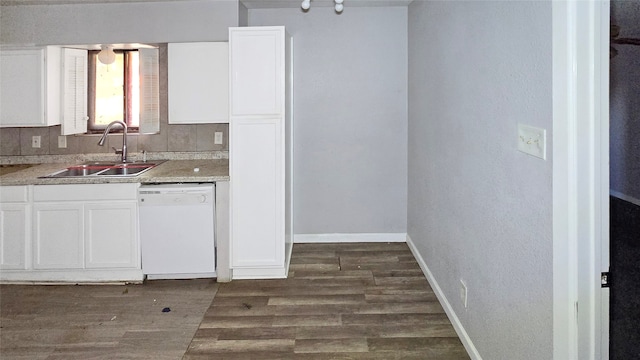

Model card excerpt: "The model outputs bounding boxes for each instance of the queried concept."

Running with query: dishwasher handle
[139,192,213,206]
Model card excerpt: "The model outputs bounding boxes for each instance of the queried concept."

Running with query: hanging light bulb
[334,0,343,13]
[301,0,310,10]
[98,45,116,65]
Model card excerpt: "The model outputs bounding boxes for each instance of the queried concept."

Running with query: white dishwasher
[138,183,216,279]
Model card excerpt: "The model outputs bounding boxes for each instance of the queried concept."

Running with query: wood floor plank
[214,326,297,340]
[291,269,374,280]
[267,294,366,306]
[198,315,275,329]
[342,313,451,326]
[295,338,369,353]
[272,314,342,327]
[356,301,447,314]
[215,284,368,297]
[367,336,467,352]
[273,304,363,315]
[187,338,295,353]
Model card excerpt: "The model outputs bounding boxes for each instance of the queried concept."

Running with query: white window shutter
[139,48,160,134]
[61,48,88,135]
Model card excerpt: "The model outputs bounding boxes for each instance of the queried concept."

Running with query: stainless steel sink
[49,164,111,177]
[98,163,155,177]
[41,162,161,178]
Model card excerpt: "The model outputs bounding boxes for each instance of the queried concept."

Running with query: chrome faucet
[98,120,128,163]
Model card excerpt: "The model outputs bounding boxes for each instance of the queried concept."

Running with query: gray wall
[249,7,408,235]
[407,1,553,358]
[0,0,235,157]
[610,1,640,202]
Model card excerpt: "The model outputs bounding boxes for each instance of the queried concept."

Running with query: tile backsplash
[0,123,228,157]
[0,44,229,158]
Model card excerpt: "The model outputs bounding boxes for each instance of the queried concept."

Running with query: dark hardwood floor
[0,279,218,359]
[184,242,469,359]
[1,242,469,359]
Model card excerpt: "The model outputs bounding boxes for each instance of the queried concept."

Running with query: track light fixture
[301,0,344,13]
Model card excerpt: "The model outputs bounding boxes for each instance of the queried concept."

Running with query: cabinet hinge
[601,272,611,288]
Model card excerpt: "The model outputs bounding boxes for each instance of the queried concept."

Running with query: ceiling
[0,0,412,7]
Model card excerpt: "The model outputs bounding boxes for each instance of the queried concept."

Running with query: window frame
[87,49,140,133]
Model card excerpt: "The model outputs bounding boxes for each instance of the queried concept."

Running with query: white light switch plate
[58,135,67,148]
[517,124,546,160]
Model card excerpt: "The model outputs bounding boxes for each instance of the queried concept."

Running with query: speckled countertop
[0,159,229,186]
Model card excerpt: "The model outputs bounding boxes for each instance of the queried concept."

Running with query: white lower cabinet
[85,202,137,268]
[231,118,284,271]
[0,183,142,282]
[0,186,30,270]
[33,203,83,269]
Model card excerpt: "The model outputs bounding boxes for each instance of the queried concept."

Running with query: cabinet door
[0,204,29,270]
[231,118,284,268]
[168,42,229,124]
[0,49,45,127]
[33,203,83,269]
[61,48,88,135]
[0,47,61,128]
[229,27,284,117]
[85,202,138,269]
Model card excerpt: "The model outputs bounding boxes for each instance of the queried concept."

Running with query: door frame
[552,1,609,359]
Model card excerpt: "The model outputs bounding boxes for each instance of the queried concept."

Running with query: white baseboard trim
[294,233,407,243]
[405,234,482,360]
[610,190,640,207]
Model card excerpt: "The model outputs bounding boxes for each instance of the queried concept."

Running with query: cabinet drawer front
[0,186,29,202]
[34,183,138,202]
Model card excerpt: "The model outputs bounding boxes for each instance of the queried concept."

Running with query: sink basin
[98,164,155,176]
[49,164,111,177]
[41,162,161,178]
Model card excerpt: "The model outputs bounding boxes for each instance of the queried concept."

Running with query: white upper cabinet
[0,46,88,132]
[0,46,62,127]
[168,42,229,124]
[229,27,284,117]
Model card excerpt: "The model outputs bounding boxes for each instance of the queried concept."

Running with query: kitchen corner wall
[248,7,408,235]
[0,45,229,157]
[0,0,237,158]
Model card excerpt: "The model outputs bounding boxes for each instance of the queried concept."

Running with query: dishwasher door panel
[138,186,215,278]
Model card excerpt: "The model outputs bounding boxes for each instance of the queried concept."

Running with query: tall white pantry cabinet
[229,26,293,279]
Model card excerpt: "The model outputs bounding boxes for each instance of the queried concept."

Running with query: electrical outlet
[214,132,223,145]
[460,279,468,309]
[31,136,41,148]
[58,135,67,148]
